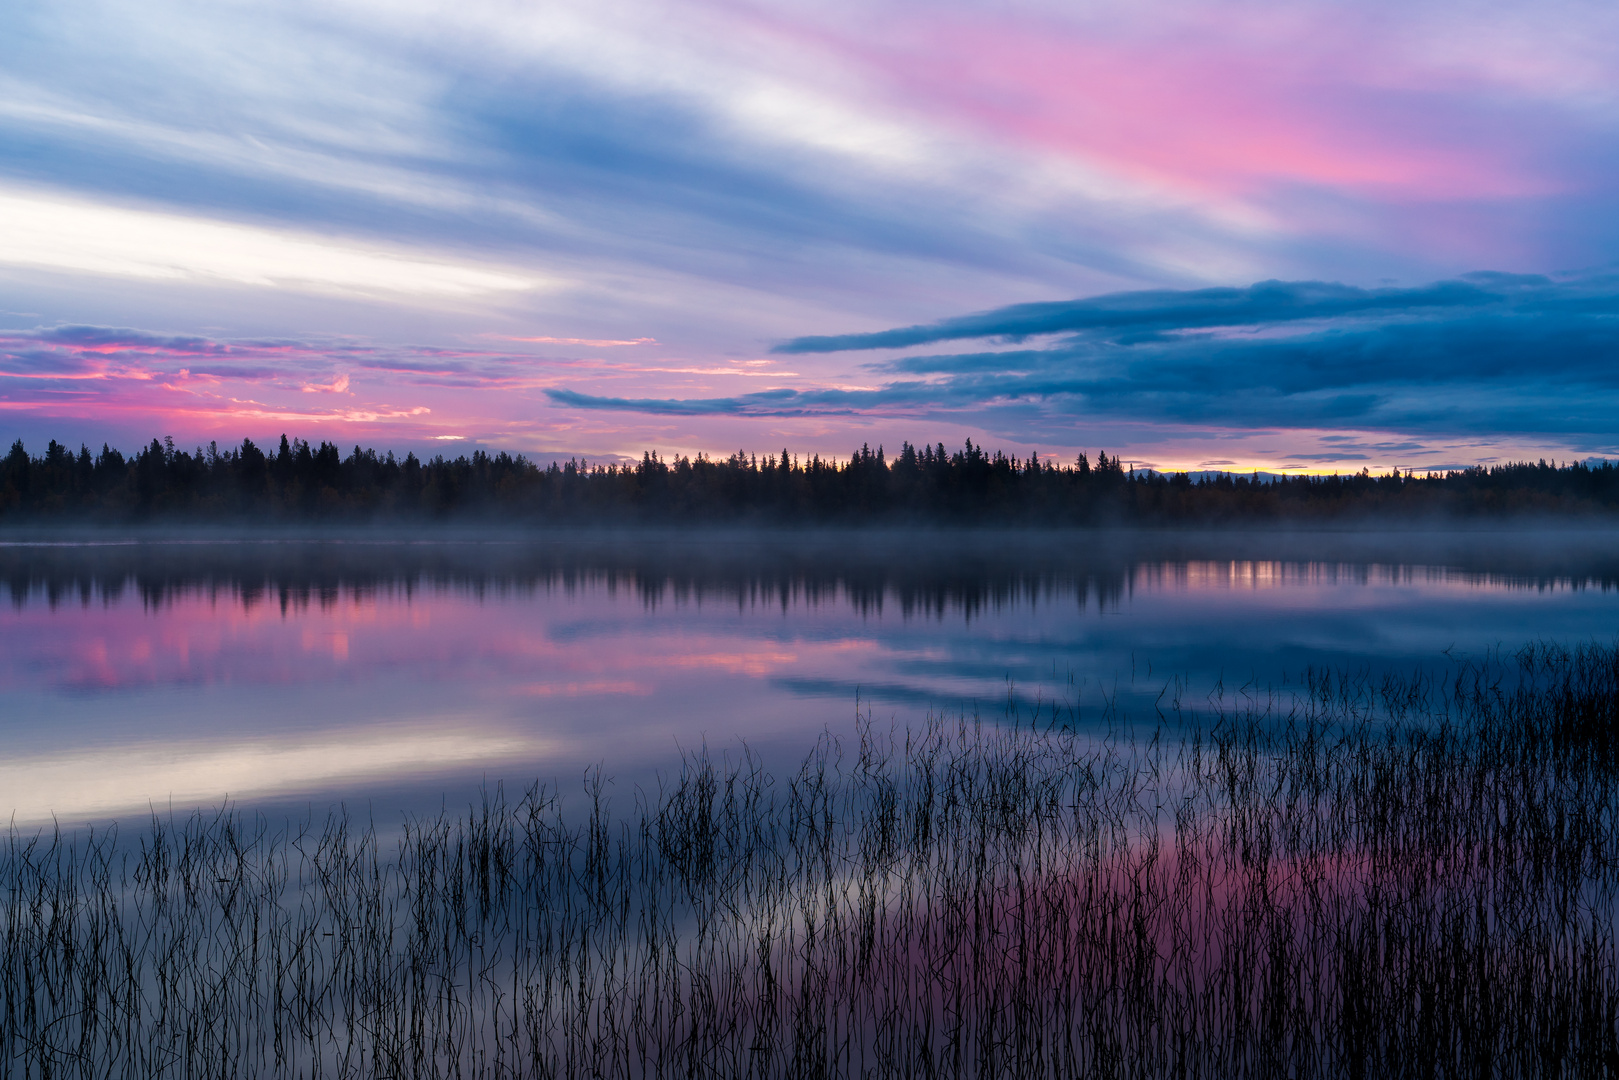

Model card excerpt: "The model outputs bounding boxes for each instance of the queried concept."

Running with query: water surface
[4,528,1618,823]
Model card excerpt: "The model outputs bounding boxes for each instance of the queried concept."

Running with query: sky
[3,0,1619,473]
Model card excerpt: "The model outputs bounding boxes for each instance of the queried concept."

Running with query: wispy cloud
[490,336,657,347]
[773,274,1558,353]
[550,273,1619,444]
[34,326,240,355]
[7,0,1619,464]
[11,0,1619,340]
[300,373,351,394]
[0,187,541,298]
[0,325,546,439]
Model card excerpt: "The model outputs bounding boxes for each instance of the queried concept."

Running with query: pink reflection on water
[5,542,1617,824]
[0,579,869,697]
[0,574,902,820]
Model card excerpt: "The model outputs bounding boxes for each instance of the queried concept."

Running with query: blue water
[3,528,1616,824]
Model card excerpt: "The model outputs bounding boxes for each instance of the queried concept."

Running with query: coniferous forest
[4,434,1619,524]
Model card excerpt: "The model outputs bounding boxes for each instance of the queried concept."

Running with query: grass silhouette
[6,642,1619,1077]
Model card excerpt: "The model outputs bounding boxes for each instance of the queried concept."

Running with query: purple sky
[3,0,1619,472]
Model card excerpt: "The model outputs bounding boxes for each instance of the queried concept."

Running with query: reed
[5,642,1619,1078]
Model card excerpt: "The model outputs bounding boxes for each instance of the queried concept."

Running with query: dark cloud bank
[548,272,1619,448]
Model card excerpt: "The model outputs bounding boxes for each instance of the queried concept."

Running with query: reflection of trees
[0,540,1137,621]
[4,532,1618,617]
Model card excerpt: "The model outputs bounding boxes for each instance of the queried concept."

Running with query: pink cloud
[933,27,1546,200]
[731,3,1569,209]
[488,335,658,347]
[300,373,352,394]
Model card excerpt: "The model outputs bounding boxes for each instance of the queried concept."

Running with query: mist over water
[3,528,1619,825]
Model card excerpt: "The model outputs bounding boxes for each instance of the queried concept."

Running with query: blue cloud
[33,326,236,354]
[772,274,1573,354]
[0,18,1101,310]
[0,347,100,376]
[545,386,878,416]
[549,273,1619,444]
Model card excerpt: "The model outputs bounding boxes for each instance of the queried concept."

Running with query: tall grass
[6,643,1619,1077]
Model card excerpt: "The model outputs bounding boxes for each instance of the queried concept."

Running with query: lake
[4,527,1619,825]
[8,527,1619,1077]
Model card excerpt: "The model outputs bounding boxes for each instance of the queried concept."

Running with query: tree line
[3,434,1617,524]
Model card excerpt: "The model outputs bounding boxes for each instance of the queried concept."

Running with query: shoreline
[5,515,1619,541]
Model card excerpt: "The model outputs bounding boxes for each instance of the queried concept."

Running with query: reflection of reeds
[7,643,1619,1077]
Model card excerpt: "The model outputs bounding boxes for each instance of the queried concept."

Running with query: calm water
[4,528,1619,825]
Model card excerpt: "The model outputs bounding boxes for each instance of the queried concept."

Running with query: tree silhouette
[2,435,1616,524]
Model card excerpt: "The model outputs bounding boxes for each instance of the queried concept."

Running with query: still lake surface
[4,528,1619,826]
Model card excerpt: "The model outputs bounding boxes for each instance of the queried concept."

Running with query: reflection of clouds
[2,561,1592,700]
[0,584,878,695]
[516,679,654,697]
[5,542,1617,826]
[2,723,547,824]
[301,627,349,661]
[668,649,800,676]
